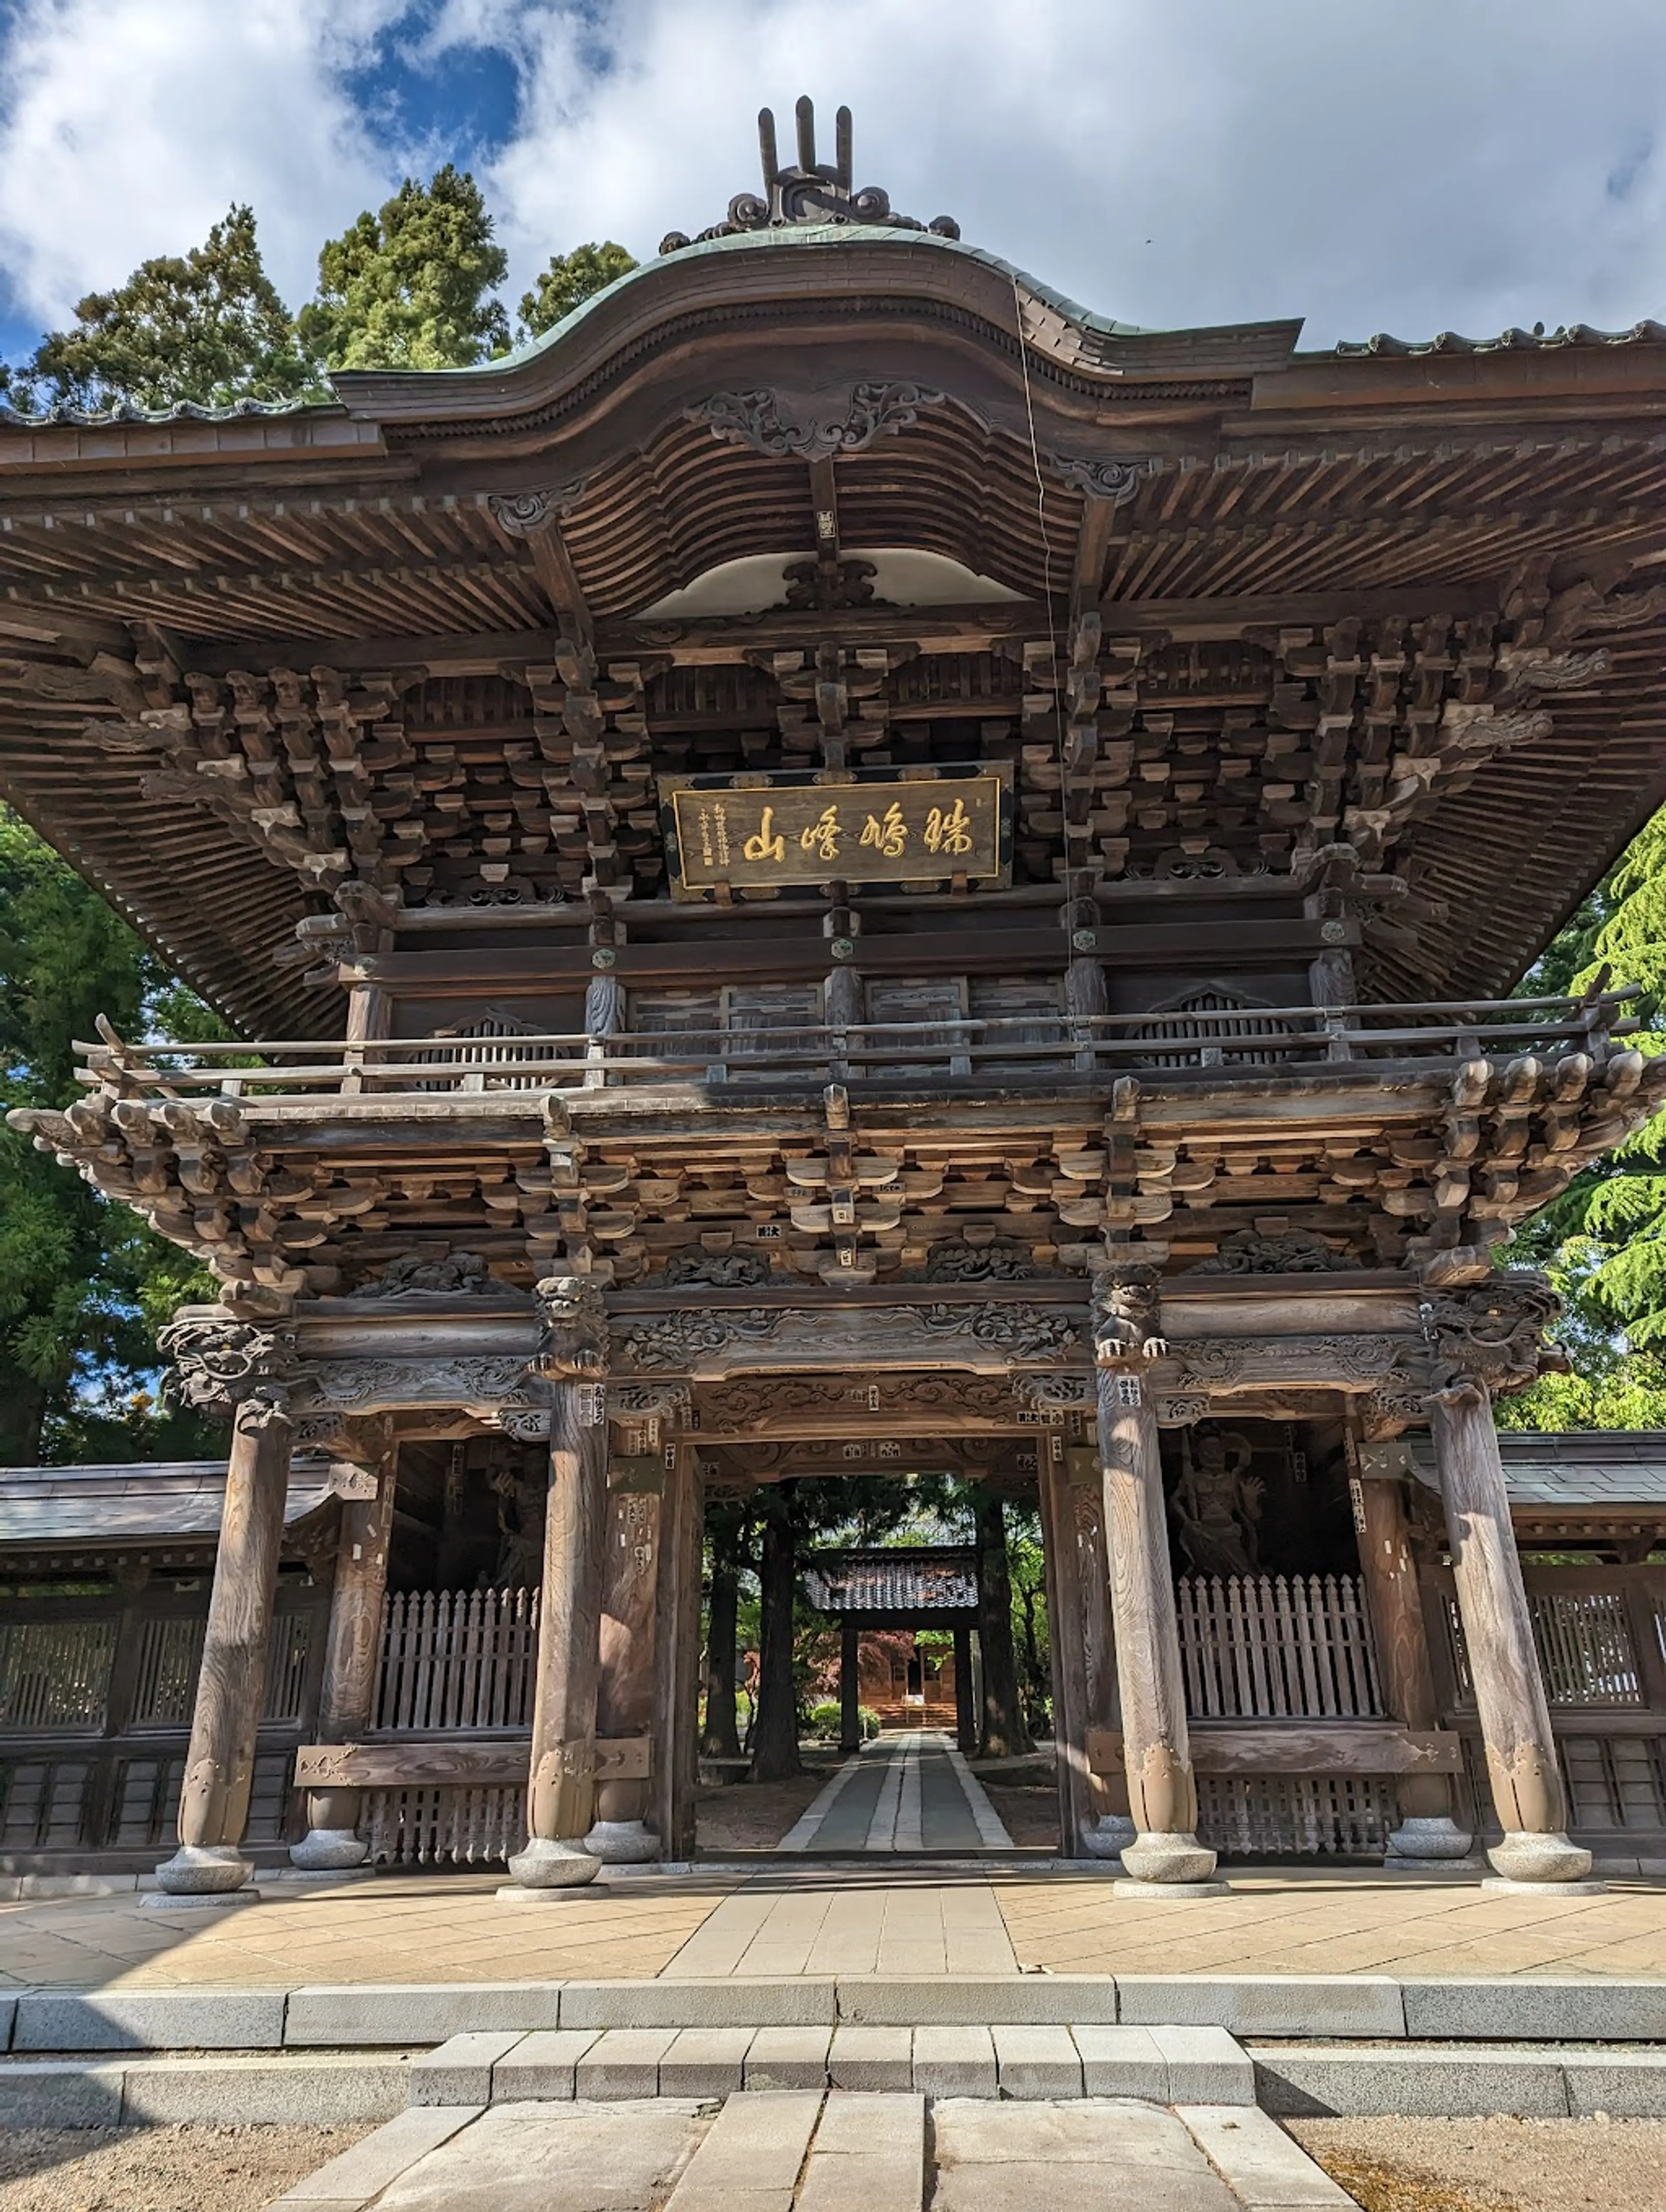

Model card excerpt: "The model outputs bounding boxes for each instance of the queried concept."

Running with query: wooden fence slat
[1176,1574,1385,1722]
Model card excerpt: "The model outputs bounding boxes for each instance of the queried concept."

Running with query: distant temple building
[6,102,1666,1891]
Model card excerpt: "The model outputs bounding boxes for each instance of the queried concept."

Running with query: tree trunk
[0,1374,48,1468]
[751,1494,801,1782]
[974,1492,1032,1759]
[701,1504,744,1760]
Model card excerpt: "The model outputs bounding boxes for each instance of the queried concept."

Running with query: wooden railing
[1177,1574,1385,1720]
[74,988,1636,1106]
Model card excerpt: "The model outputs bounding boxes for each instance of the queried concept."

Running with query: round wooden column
[291,1447,397,1870]
[1092,1269,1218,1887]
[1070,1453,1136,1857]
[1352,1466,1473,1865]
[1096,1370,1217,1884]
[1430,1386,1592,1884]
[155,1398,293,1896]
[585,1460,663,1862]
[953,1625,976,1757]
[508,1380,610,1889]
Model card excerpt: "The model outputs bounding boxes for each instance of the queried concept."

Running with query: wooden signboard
[660,767,1011,898]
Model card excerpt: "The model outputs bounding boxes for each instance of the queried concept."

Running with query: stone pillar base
[1384,1815,1475,1867]
[584,1819,659,1864]
[1485,1830,1595,1885]
[151,1844,255,1897]
[504,1836,601,1890]
[1118,1829,1218,1885]
[289,1828,371,1871]
[1114,1875,1233,1898]
[1079,1814,1136,1860]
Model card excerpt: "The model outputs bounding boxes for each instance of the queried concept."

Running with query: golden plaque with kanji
[660,769,1010,897]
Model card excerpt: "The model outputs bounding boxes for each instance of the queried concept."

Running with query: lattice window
[413,1008,571,1090]
[1131,984,1296,1070]
[130,1617,203,1728]
[0,1620,115,1732]
[1445,1590,1644,1708]
[262,1613,314,1726]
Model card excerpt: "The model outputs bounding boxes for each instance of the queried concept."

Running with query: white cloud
[0,0,411,324]
[480,0,1666,346]
[2,0,1666,348]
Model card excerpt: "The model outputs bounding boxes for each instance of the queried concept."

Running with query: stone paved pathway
[777,1732,1013,1854]
[2,1862,1665,1993]
[268,2091,1354,2211]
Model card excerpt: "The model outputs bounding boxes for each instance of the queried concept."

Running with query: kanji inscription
[662,772,1007,895]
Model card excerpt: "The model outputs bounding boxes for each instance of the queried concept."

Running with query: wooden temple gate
[7,101,1666,1892]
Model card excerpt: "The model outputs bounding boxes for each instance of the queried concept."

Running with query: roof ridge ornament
[659,96,960,255]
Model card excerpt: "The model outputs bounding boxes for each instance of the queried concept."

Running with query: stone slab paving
[1,1862,1664,2002]
[261,2090,1353,2211]
[773,1734,1012,1856]
[993,1865,1666,1980]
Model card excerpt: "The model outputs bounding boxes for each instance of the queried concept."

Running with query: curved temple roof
[2,101,1665,1032]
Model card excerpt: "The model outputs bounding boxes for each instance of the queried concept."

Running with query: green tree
[5,207,315,414]
[1502,806,1666,1427]
[516,242,637,341]
[300,166,510,370]
[0,811,221,1464]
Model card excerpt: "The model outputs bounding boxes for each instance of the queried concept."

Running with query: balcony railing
[75,989,1637,1107]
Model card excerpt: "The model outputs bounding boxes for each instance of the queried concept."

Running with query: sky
[1,0,1666,367]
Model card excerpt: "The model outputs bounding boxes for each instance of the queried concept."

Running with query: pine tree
[517,242,637,342]
[0,812,222,1463]
[8,207,314,414]
[300,166,510,370]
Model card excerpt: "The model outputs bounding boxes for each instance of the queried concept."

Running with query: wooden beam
[295,1734,650,1789]
[1085,1723,1464,1777]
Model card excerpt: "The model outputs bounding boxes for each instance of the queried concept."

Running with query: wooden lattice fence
[1176,1574,1384,1720]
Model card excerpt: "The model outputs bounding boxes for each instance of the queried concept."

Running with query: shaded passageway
[777,1730,1013,1853]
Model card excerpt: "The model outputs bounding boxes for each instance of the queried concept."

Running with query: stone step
[9,1971,1666,2050]
[262,2092,1356,2212]
[410,2023,1255,2105]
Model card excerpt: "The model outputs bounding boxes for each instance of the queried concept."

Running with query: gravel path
[0,2122,374,2212]
[1291,2115,1666,2212]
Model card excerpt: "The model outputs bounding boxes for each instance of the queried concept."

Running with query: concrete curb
[6,1972,1666,2050]
[1253,2041,1666,2118]
[12,2032,1666,2121]
[0,2052,416,2127]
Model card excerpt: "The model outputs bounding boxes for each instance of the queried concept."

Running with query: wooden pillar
[1352,1463,1472,1865]
[840,1615,862,1753]
[154,1398,293,1896]
[1092,1269,1218,1887]
[1430,1386,1592,1884]
[508,1366,610,1889]
[292,1443,397,1869]
[1068,1441,1135,1857]
[1036,1435,1095,1855]
[586,1452,663,1861]
[953,1625,976,1756]
[653,1436,703,1862]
